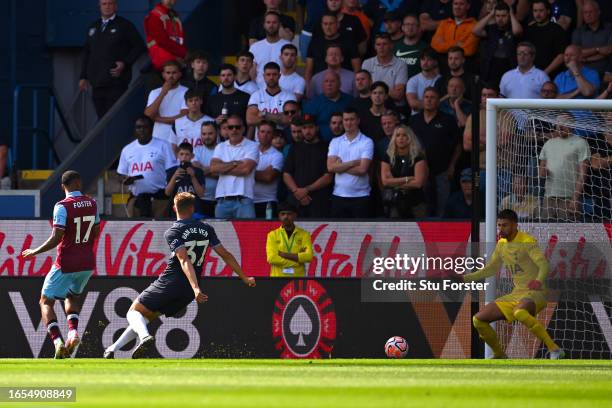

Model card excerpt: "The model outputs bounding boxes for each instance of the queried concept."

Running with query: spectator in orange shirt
[431,0,479,58]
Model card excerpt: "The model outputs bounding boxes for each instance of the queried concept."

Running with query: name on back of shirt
[182,227,209,240]
[72,200,93,208]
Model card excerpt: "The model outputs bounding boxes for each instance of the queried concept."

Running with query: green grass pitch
[1,359,611,407]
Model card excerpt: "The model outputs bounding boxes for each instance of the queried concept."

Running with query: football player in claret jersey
[463,209,565,359]
[22,170,100,359]
[103,192,256,359]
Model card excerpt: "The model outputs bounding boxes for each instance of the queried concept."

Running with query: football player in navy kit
[104,192,256,359]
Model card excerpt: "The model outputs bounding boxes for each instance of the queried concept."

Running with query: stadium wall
[0,220,610,359]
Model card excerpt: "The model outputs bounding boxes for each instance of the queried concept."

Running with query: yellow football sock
[513,309,559,351]
[473,316,505,357]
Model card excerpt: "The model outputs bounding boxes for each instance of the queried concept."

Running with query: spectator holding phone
[165,142,206,216]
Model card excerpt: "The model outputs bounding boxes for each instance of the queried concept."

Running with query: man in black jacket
[79,0,145,118]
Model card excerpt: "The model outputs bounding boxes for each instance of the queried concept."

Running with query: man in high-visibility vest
[266,202,313,277]
[144,0,187,71]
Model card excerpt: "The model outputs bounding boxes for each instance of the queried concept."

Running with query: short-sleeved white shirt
[406,73,441,115]
[212,138,260,199]
[234,80,259,95]
[249,38,291,87]
[500,66,550,99]
[280,72,306,97]
[539,135,591,198]
[328,132,374,197]
[117,138,177,196]
[193,145,218,201]
[248,88,297,116]
[146,85,188,143]
[253,146,284,203]
[361,56,408,88]
[174,115,214,149]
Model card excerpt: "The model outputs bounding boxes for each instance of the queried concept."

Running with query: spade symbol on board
[290,305,312,346]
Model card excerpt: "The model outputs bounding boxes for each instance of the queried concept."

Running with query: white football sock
[107,326,139,352]
[126,310,150,341]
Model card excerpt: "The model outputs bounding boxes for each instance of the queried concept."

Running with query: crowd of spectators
[88,0,611,220]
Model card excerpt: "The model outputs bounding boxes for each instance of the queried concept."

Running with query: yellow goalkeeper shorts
[495,290,547,322]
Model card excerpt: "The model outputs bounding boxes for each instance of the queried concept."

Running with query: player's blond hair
[174,192,196,214]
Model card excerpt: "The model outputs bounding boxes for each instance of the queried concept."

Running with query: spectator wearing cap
[443,168,480,218]
[250,11,292,88]
[572,0,612,79]
[79,0,145,118]
[304,70,354,142]
[266,202,314,277]
[327,107,374,218]
[254,121,285,218]
[210,115,260,219]
[472,1,522,86]
[394,14,428,80]
[555,45,600,99]
[409,87,461,217]
[181,50,218,107]
[499,42,550,99]
[249,0,296,45]
[308,44,357,98]
[406,48,443,115]
[431,0,479,58]
[382,11,406,44]
[361,33,408,108]
[206,64,250,125]
[283,114,333,218]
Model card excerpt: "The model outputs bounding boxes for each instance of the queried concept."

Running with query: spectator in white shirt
[144,60,188,144]
[234,51,259,95]
[117,116,177,218]
[327,107,374,218]
[279,44,306,101]
[174,89,214,153]
[210,115,260,219]
[247,62,297,132]
[250,11,292,88]
[193,121,220,217]
[500,42,550,99]
[253,121,284,218]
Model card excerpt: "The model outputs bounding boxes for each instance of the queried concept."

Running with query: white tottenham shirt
[174,114,214,148]
[212,138,260,199]
[253,145,284,203]
[249,37,292,88]
[117,138,177,196]
[146,85,188,143]
[280,72,306,97]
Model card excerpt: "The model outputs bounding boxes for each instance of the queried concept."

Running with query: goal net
[486,99,612,359]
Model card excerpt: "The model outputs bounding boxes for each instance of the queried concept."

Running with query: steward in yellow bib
[266,202,313,277]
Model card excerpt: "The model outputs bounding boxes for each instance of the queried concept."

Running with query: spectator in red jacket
[144,0,187,71]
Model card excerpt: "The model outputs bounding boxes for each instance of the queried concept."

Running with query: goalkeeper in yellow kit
[464,209,565,359]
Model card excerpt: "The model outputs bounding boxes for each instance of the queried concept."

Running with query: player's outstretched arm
[213,245,256,287]
[526,242,550,290]
[21,228,64,259]
[175,247,208,303]
[463,245,502,282]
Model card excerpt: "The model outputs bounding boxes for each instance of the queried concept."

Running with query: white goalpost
[485,98,612,359]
